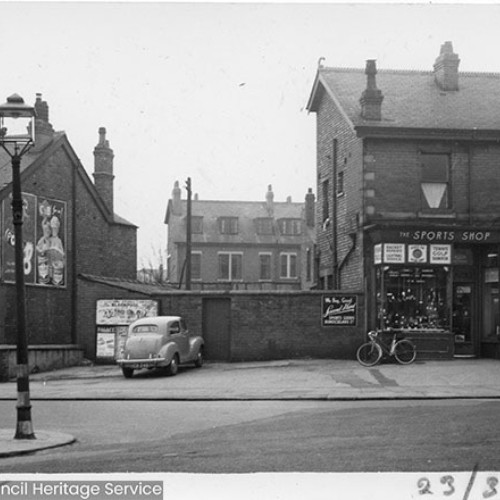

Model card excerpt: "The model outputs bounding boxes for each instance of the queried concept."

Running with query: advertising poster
[96,299,159,326]
[95,300,159,361]
[35,197,67,286]
[322,295,357,326]
[1,193,67,287]
[1,192,37,283]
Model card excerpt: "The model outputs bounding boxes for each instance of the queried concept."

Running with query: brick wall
[315,91,364,291]
[77,281,365,362]
[0,136,137,346]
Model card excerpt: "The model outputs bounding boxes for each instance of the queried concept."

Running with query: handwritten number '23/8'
[418,476,498,497]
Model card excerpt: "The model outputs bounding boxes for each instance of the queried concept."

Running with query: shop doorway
[452,283,476,356]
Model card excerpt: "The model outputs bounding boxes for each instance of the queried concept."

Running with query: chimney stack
[434,41,460,91]
[33,93,54,149]
[171,181,182,215]
[93,127,114,214]
[266,184,274,215]
[360,60,384,121]
[305,188,315,228]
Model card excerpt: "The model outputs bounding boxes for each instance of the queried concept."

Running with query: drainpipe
[332,139,339,288]
[338,233,357,289]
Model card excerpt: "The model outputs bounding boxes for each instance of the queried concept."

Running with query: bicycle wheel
[394,340,417,365]
[356,342,382,367]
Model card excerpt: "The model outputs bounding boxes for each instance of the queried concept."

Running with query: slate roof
[167,198,310,246]
[307,67,500,132]
[0,131,136,227]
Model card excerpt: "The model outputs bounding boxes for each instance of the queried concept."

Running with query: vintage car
[116,316,204,378]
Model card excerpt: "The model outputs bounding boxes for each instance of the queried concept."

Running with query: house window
[421,154,450,209]
[259,253,272,280]
[255,218,274,235]
[279,219,302,235]
[218,252,242,280]
[191,252,202,280]
[322,179,329,222]
[337,171,344,196]
[219,217,239,234]
[280,252,297,279]
[191,216,203,234]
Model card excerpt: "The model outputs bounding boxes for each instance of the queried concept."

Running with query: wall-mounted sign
[96,299,159,326]
[1,194,67,287]
[383,244,405,264]
[408,244,427,263]
[430,244,451,264]
[322,295,357,326]
[374,242,451,266]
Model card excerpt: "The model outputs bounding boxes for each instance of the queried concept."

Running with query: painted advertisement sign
[1,193,67,287]
[96,299,159,326]
[322,295,357,326]
[96,300,159,361]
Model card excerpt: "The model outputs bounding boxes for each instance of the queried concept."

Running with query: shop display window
[376,266,450,330]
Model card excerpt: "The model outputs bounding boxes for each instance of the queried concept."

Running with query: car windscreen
[131,325,159,335]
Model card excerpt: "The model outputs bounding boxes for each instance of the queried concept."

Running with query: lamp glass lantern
[0,94,36,148]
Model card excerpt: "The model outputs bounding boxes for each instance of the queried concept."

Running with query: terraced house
[307,42,500,359]
[165,183,315,290]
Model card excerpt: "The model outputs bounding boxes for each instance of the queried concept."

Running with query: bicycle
[356,330,417,367]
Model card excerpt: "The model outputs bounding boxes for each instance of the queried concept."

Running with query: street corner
[0,429,76,458]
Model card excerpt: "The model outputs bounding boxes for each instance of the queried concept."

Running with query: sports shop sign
[378,228,500,244]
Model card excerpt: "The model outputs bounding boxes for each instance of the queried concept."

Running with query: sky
[1,1,500,266]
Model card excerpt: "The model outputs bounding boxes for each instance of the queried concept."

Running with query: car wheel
[194,348,204,368]
[165,354,179,376]
[122,367,134,378]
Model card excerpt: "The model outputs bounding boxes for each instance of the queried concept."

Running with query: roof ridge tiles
[321,66,500,78]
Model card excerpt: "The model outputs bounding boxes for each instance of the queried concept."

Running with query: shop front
[368,227,500,359]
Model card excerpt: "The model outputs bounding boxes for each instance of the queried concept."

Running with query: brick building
[165,184,316,290]
[0,94,137,375]
[307,42,500,358]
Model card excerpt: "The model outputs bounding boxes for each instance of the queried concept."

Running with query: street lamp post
[0,94,36,439]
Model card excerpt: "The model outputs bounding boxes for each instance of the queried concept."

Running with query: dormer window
[219,217,238,235]
[279,218,302,235]
[255,218,274,235]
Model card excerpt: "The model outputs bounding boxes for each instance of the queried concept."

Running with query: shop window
[421,154,450,210]
[377,266,449,330]
[482,250,499,341]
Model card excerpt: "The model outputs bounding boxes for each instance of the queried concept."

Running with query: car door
[169,319,189,361]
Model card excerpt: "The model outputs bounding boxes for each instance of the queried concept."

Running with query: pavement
[1,357,500,457]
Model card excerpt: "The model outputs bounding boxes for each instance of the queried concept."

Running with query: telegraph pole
[185,177,192,290]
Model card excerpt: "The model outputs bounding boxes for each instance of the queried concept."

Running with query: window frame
[259,252,272,281]
[218,252,243,281]
[279,252,298,279]
[420,153,451,210]
[219,217,239,235]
